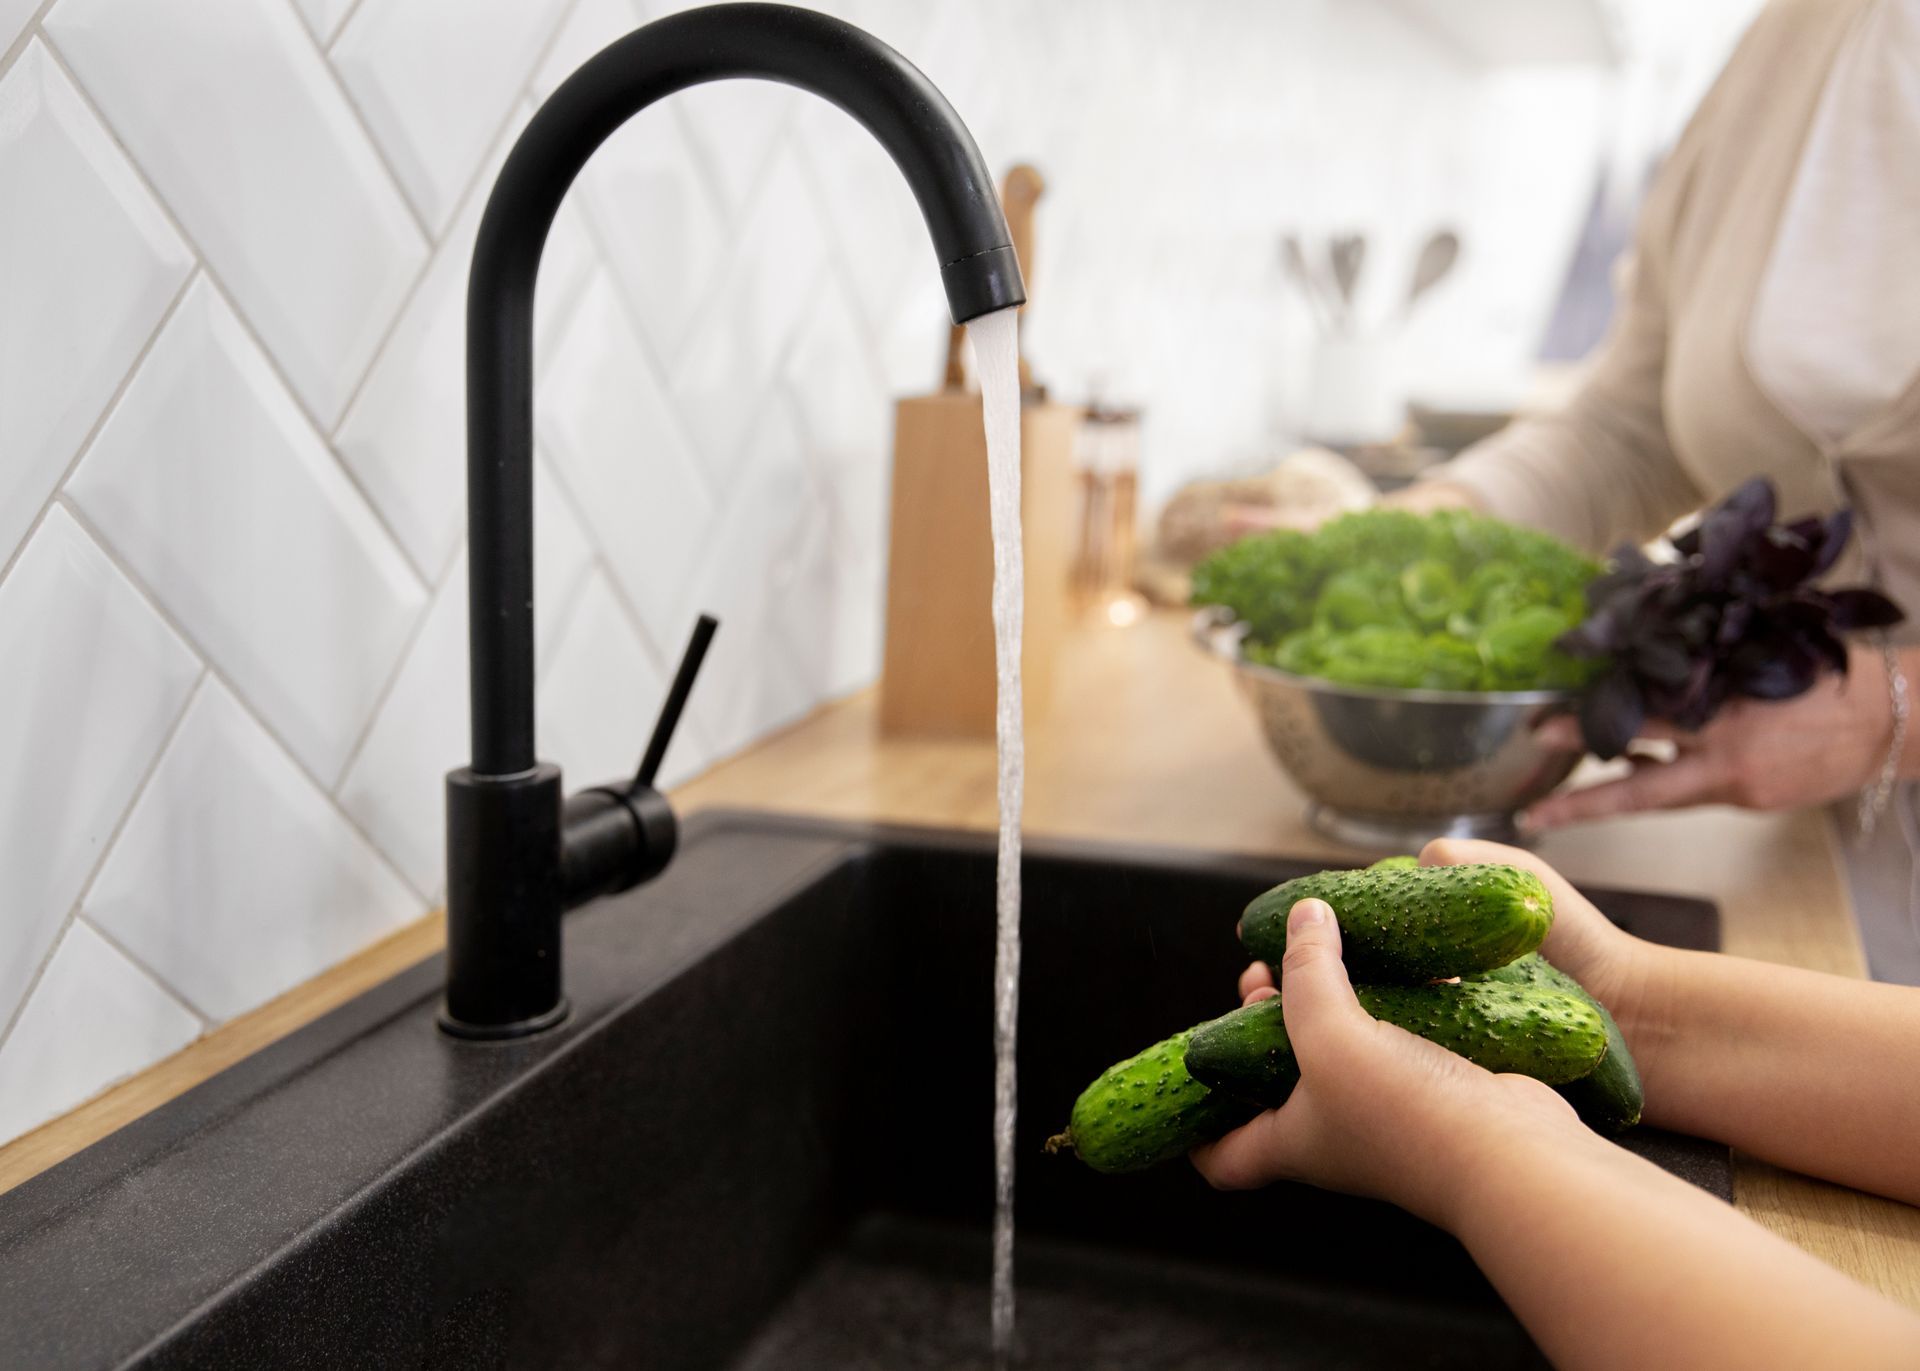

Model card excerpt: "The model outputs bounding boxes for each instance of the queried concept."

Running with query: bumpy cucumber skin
[1054,1023,1257,1174]
[1241,864,1552,984]
[1474,953,1643,1132]
[1184,981,1608,1109]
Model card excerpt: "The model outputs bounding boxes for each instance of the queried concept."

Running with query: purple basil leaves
[1555,478,1905,759]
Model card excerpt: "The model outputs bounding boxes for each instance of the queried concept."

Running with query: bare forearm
[1629,948,1920,1204]
[1453,1131,1920,1370]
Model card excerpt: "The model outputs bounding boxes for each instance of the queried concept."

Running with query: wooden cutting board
[879,393,1080,737]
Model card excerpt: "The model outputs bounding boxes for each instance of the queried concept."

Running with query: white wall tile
[331,0,570,234]
[672,81,795,218]
[773,499,884,703]
[335,557,469,899]
[684,395,824,757]
[293,0,357,44]
[782,284,892,571]
[85,682,423,1021]
[45,0,428,426]
[0,507,200,1031]
[531,454,601,644]
[537,196,601,361]
[0,0,36,54]
[337,457,595,897]
[531,0,723,361]
[870,269,949,396]
[335,105,596,579]
[0,921,200,1141]
[539,275,714,652]
[66,281,427,785]
[530,0,641,101]
[794,100,925,342]
[630,0,796,214]
[0,42,192,567]
[571,108,727,362]
[670,147,831,477]
[539,568,714,792]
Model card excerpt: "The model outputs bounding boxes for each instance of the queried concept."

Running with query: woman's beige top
[1437,0,1920,627]
[1750,0,1920,444]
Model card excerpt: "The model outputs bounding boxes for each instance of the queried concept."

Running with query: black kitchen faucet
[443,3,1025,1038]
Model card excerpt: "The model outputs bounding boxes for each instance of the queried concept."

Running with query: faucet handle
[635,613,718,788]
[558,614,717,908]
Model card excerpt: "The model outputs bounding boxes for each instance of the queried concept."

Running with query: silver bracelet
[1858,636,1910,842]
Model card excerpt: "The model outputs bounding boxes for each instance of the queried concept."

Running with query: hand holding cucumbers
[1051,855,1645,1177]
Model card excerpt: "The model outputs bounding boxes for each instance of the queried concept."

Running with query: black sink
[0,812,1720,1369]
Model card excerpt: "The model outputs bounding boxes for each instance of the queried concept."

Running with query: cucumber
[1184,981,1609,1109]
[1241,863,1552,984]
[1046,1022,1258,1174]
[1367,854,1419,871]
[1473,953,1643,1132]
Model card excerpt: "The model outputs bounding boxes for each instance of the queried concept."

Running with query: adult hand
[1522,645,1893,830]
[1191,897,1584,1227]
[1220,478,1483,538]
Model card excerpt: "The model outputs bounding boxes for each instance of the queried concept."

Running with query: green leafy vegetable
[1192,508,1602,692]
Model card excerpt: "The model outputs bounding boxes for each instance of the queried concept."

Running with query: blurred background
[0,0,1764,1140]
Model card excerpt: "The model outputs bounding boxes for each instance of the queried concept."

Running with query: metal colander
[1194,609,1580,851]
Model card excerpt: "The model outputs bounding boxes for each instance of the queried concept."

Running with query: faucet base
[436,997,571,1041]
[443,763,565,1035]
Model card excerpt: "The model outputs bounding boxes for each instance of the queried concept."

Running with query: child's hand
[1192,898,1587,1228]
[1240,839,1671,1081]
[1418,838,1670,1078]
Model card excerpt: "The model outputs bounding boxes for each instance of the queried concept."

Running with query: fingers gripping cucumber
[1045,1023,1258,1174]
[1473,953,1643,1132]
[1183,981,1610,1110]
[1240,863,1552,984]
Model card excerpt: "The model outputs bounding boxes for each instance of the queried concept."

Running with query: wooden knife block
[879,393,1080,738]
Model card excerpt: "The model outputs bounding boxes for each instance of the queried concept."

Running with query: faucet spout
[445,3,1023,1037]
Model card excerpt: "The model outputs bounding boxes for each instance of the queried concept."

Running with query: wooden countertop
[6,608,1917,1310]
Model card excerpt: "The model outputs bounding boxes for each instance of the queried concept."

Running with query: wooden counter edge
[0,912,446,1197]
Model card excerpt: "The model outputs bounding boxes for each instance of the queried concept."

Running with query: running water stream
[968,307,1025,1369]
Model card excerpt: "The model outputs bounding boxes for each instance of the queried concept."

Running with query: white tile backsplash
[336,556,471,898]
[795,100,925,341]
[0,0,1607,1150]
[572,107,728,361]
[670,147,832,476]
[332,0,570,233]
[539,276,716,650]
[45,0,428,427]
[85,681,423,1021]
[537,569,669,789]
[671,81,796,218]
[0,0,34,54]
[783,284,892,572]
[0,42,192,568]
[0,507,199,1033]
[67,280,427,786]
[294,0,357,45]
[685,394,826,756]
[0,920,200,1142]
